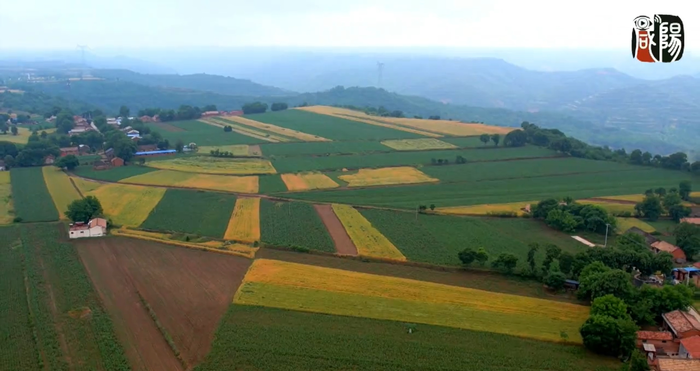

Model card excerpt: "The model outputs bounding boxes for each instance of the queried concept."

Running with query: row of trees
[634,182,693,222]
[458,248,521,274]
[532,198,617,234]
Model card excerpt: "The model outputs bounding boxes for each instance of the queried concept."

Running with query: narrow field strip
[145,156,276,175]
[224,197,261,243]
[280,173,340,191]
[10,167,59,222]
[313,204,358,255]
[42,167,82,219]
[0,172,14,224]
[381,138,458,151]
[221,116,331,142]
[437,201,536,216]
[297,106,442,137]
[205,118,292,142]
[615,217,656,233]
[198,145,252,157]
[338,166,438,187]
[234,259,588,343]
[86,183,166,227]
[331,204,405,260]
[121,170,259,193]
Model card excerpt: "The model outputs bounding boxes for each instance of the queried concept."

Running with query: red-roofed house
[680,336,700,359]
[681,218,700,226]
[68,218,107,239]
[663,308,700,339]
[60,147,80,157]
[636,331,677,355]
[657,358,700,371]
[651,240,687,263]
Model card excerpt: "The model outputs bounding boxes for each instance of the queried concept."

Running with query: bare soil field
[76,237,252,370]
[314,204,358,255]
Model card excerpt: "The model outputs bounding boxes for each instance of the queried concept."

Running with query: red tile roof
[69,223,89,231]
[89,218,107,228]
[664,308,700,335]
[681,218,700,225]
[681,336,700,357]
[637,331,673,341]
[658,358,700,371]
[651,240,680,253]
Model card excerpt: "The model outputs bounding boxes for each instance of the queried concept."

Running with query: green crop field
[244,110,422,140]
[421,157,647,182]
[195,305,618,371]
[284,169,697,209]
[258,175,288,194]
[440,136,491,148]
[10,167,59,222]
[73,164,158,182]
[271,146,558,173]
[148,120,264,146]
[360,209,585,268]
[140,189,237,237]
[259,199,335,252]
[261,140,390,157]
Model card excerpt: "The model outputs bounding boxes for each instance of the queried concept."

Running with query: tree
[654,187,667,197]
[622,350,650,371]
[532,198,560,219]
[479,134,490,145]
[270,102,289,111]
[458,248,478,266]
[675,222,700,259]
[475,248,489,266]
[635,195,663,221]
[175,139,185,153]
[429,204,435,211]
[491,253,518,273]
[119,105,130,118]
[679,180,692,200]
[526,243,539,273]
[241,102,269,114]
[629,149,643,165]
[580,315,638,357]
[579,269,635,303]
[54,155,80,170]
[545,272,567,291]
[559,252,574,274]
[223,125,232,132]
[202,104,217,111]
[55,110,75,134]
[504,130,527,147]
[3,155,14,169]
[542,244,561,272]
[669,204,692,222]
[10,125,18,136]
[65,196,103,223]
[490,134,500,146]
[590,295,630,320]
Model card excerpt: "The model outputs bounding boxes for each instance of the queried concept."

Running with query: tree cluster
[241,102,268,115]
[634,183,692,222]
[65,196,103,223]
[430,158,450,165]
[479,134,500,146]
[270,102,289,112]
[223,125,233,132]
[532,198,617,234]
[209,149,236,158]
[675,222,700,260]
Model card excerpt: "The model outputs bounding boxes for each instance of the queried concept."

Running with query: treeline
[241,102,288,115]
[0,89,94,116]
[136,104,217,121]
[531,199,617,234]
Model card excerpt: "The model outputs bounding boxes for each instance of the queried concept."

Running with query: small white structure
[69,218,107,239]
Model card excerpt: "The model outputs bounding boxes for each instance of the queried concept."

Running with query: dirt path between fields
[314,204,358,256]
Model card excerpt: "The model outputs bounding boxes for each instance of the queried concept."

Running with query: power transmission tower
[77,45,88,79]
[377,62,384,88]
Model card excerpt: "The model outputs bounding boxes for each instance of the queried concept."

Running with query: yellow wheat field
[331,204,405,260]
[0,127,57,144]
[280,173,340,192]
[121,170,259,193]
[615,217,656,234]
[42,167,81,219]
[438,201,535,216]
[86,183,165,227]
[381,138,458,151]
[145,156,276,175]
[298,106,513,136]
[338,166,438,187]
[221,116,331,142]
[0,172,13,224]
[198,145,252,157]
[234,259,589,343]
[71,177,103,194]
[224,197,261,242]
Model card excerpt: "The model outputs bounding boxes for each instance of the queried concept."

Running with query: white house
[69,218,107,239]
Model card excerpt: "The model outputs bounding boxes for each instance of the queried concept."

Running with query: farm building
[626,227,660,245]
[69,218,107,239]
[105,148,115,160]
[662,307,700,339]
[134,149,177,157]
[673,267,700,286]
[650,241,687,263]
[126,129,140,139]
[60,147,80,156]
[636,331,677,356]
[140,115,155,122]
[138,144,158,152]
[679,336,700,358]
[107,117,121,125]
[228,110,244,116]
[111,157,124,167]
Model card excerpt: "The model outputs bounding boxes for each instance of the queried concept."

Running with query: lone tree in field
[479,134,490,145]
[458,248,478,266]
[679,180,692,200]
[490,134,501,146]
[65,196,103,223]
[54,154,80,170]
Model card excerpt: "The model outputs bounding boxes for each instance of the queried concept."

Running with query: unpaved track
[314,204,358,256]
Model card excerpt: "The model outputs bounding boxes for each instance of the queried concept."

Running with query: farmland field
[260,140,389,157]
[438,201,535,216]
[616,217,656,234]
[280,172,339,191]
[140,189,237,237]
[360,209,584,268]
[271,145,557,173]
[147,120,263,146]
[235,259,589,343]
[441,136,495,147]
[42,167,81,219]
[74,164,157,182]
[196,305,617,371]
[258,174,287,193]
[145,155,276,175]
[224,197,261,242]
[76,237,252,370]
[0,171,13,224]
[578,200,636,214]
[198,144,253,157]
[204,118,293,142]
[244,109,423,140]
[284,168,697,209]
[121,170,259,193]
[86,183,166,227]
[339,166,438,187]
[10,167,58,222]
[219,115,330,142]
[259,199,335,252]
[332,204,406,260]
[380,138,457,151]
[72,177,103,194]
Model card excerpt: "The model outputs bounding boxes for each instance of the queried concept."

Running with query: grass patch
[42,167,81,219]
[615,218,656,234]
[258,175,287,194]
[381,138,458,151]
[147,120,264,146]
[10,167,58,222]
[259,199,335,252]
[74,164,157,182]
[140,189,237,238]
[145,155,276,175]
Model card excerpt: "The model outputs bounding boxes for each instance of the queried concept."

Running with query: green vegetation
[360,209,584,268]
[261,140,389,157]
[146,120,263,146]
[140,189,236,237]
[194,305,618,371]
[245,110,421,140]
[440,136,492,148]
[259,199,334,252]
[271,146,557,173]
[284,169,696,209]
[10,167,59,222]
[73,164,157,182]
[258,175,288,194]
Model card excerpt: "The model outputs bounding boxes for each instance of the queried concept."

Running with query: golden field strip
[220,116,331,142]
[146,156,276,175]
[202,118,290,142]
[381,138,458,151]
[615,217,655,234]
[42,167,81,219]
[0,171,13,224]
[298,106,513,136]
[234,259,589,343]
[332,204,406,260]
[224,197,261,242]
[198,145,254,157]
[338,166,438,187]
[121,170,259,193]
[280,173,340,192]
[85,183,166,227]
[438,201,534,216]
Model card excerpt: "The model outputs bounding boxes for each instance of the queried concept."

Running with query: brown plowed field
[76,237,252,370]
[314,204,358,256]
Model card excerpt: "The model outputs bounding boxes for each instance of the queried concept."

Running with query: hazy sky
[1,0,697,51]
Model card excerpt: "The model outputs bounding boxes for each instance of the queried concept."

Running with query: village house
[134,149,176,157]
[662,307,700,339]
[636,331,677,356]
[227,110,244,116]
[44,154,55,165]
[140,115,154,122]
[680,217,700,226]
[126,129,140,139]
[110,157,124,167]
[68,218,107,239]
[106,117,121,126]
[60,147,80,157]
[673,267,700,286]
[656,358,700,370]
[137,144,158,152]
[104,148,115,160]
[626,227,660,245]
[650,240,687,263]
[679,336,700,359]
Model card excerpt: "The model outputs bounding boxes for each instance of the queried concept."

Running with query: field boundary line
[133,287,187,369]
[110,230,257,259]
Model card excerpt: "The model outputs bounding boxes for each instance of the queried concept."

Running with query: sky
[0,0,697,51]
